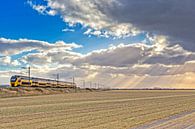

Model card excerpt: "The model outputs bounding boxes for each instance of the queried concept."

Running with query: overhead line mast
[28,67,30,87]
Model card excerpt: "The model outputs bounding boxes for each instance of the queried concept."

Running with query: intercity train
[10,75,76,88]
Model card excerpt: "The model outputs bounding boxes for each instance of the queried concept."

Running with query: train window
[22,82,31,85]
[10,76,17,82]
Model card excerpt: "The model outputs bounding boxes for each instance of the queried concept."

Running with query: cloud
[73,37,194,67]
[1,36,195,88]
[103,0,195,51]
[27,0,57,16]
[0,56,20,66]
[21,50,82,66]
[29,0,195,51]
[0,37,82,56]
[73,43,151,67]
[62,28,75,32]
[19,35,195,79]
[16,36,195,88]
[28,0,140,38]
[2,1,195,88]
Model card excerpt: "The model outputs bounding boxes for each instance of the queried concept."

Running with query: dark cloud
[72,44,151,67]
[103,0,195,51]
[73,43,194,67]
[30,0,195,51]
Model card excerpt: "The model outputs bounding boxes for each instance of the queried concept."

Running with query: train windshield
[10,76,17,82]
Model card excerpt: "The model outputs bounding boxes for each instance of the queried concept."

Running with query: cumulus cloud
[73,40,194,67]
[1,35,195,88]
[0,56,20,66]
[27,0,57,16]
[0,37,82,56]
[1,0,195,88]
[29,0,195,51]
[28,0,140,38]
[21,50,82,66]
[73,43,151,67]
[18,35,195,79]
[102,0,195,51]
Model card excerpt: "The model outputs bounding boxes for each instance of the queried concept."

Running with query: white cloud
[0,56,11,64]
[27,0,57,16]
[1,0,191,88]
[28,0,195,52]
[0,56,20,66]
[72,35,194,68]
[1,36,195,88]
[28,0,140,38]
[47,10,57,16]
[62,28,75,32]
[21,50,82,67]
[17,35,195,81]
[0,37,82,56]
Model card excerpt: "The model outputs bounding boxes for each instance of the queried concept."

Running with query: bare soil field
[0,90,195,129]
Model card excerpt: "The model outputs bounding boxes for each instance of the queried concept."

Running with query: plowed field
[0,90,195,129]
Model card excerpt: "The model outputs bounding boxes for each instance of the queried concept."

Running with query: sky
[0,0,195,89]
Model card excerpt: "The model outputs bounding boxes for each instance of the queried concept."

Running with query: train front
[10,75,18,87]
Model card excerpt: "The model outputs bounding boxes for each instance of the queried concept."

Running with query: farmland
[0,90,195,129]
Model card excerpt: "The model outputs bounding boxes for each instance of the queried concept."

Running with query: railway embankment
[0,87,105,98]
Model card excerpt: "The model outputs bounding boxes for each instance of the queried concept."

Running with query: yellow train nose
[11,82,16,87]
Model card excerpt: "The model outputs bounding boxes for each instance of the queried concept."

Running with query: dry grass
[0,87,99,98]
[0,90,195,129]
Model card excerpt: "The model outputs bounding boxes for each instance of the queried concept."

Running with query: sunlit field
[0,87,96,98]
[0,90,195,129]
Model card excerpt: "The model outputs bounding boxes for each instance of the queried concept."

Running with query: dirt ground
[0,90,195,129]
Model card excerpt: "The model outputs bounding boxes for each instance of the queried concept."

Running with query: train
[10,75,76,88]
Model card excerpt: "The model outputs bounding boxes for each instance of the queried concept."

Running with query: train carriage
[10,75,76,88]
